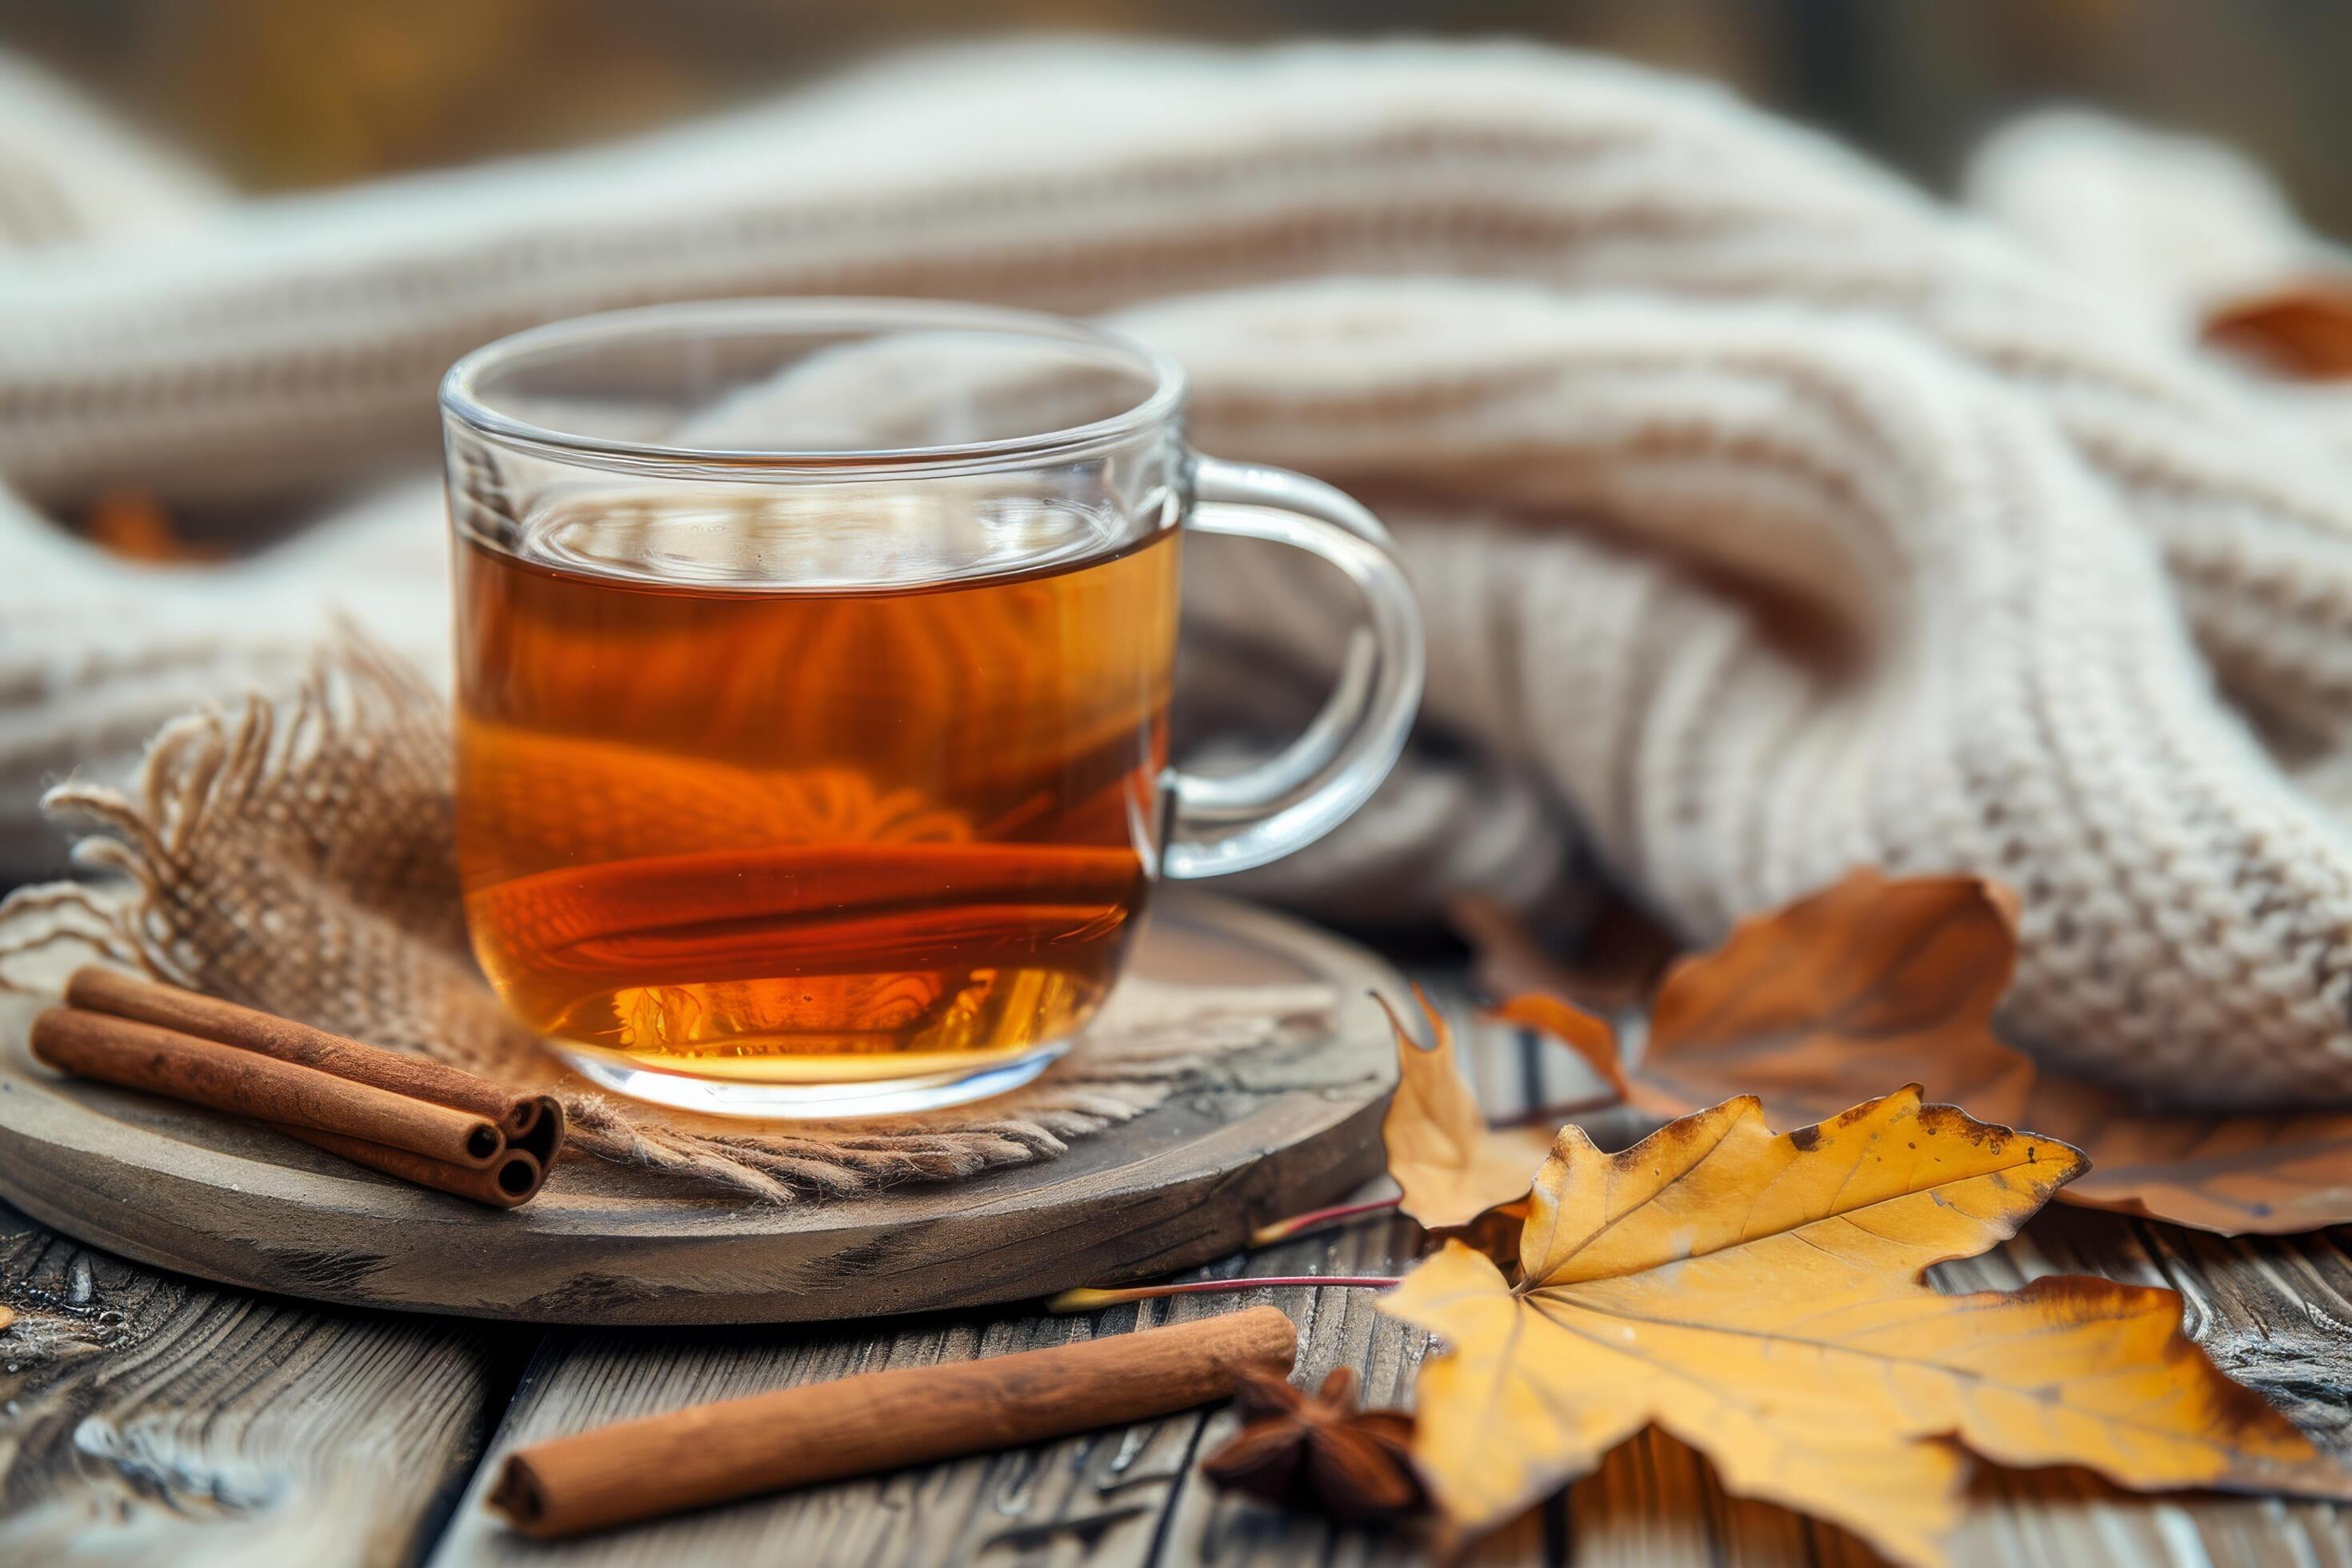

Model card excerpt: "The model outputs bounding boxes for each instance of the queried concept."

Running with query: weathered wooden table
[6,976,2351,1566]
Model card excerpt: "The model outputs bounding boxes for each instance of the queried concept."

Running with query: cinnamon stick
[30,1006,506,1169]
[274,1125,546,1208]
[487,1305,1299,1539]
[66,966,564,1161]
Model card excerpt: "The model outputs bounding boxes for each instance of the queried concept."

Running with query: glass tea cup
[441,299,1422,1117]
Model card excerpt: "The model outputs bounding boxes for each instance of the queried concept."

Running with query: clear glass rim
[439,297,1190,482]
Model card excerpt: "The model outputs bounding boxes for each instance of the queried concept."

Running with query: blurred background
[7,0,2352,231]
[6,0,2350,929]
[6,0,2352,1055]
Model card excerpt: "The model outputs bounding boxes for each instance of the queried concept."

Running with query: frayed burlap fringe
[0,635,1332,1202]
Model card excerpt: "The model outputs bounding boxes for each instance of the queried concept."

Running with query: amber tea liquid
[454,495,1180,1083]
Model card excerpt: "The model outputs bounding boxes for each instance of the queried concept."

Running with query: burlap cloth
[0,636,1333,1200]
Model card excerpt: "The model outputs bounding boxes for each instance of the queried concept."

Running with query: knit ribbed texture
[1145,282,2352,1100]
[9,42,2352,1102]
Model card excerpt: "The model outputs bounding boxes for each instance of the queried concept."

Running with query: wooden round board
[0,889,1397,1326]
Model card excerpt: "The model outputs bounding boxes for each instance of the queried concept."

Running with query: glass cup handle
[1159,457,1427,880]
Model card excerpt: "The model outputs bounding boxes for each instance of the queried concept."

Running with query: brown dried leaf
[2205,279,2352,378]
[1448,891,1678,1013]
[1486,993,1630,1102]
[1616,870,2352,1234]
[82,488,221,565]
[1640,870,2026,1112]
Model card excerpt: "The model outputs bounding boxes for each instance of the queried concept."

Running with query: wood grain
[0,1199,508,1567]
[429,1220,1446,1567]
[0,890,1396,1325]
[18,957,2352,1565]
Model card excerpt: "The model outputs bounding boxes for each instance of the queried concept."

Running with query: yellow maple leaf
[1382,1088,2352,1565]
[1376,990,1558,1230]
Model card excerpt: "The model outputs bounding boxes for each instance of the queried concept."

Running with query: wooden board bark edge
[0,891,1398,1326]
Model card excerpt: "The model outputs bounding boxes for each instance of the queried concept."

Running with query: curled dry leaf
[2203,278,2352,378]
[1486,994,1630,1102]
[1376,990,1558,1230]
[1448,891,1677,1013]
[1200,1366,1426,1524]
[1382,1088,2352,1567]
[1621,870,2352,1235]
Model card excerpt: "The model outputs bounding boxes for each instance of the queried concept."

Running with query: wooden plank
[404,974,2352,1564]
[422,992,1556,1566]
[10,924,2350,1563]
[429,1252,1439,1565]
[0,1198,510,1567]
[1143,1217,1445,1568]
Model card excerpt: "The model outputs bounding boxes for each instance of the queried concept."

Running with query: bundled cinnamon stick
[274,1125,545,1210]
[32,966,564,1206]
[65,966,563,1159]
[488,1305,1299,1538]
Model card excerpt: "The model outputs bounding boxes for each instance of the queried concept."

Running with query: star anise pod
[1199,1366,1426,1523]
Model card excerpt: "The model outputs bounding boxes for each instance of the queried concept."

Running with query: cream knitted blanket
[10,40,2352,1105]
